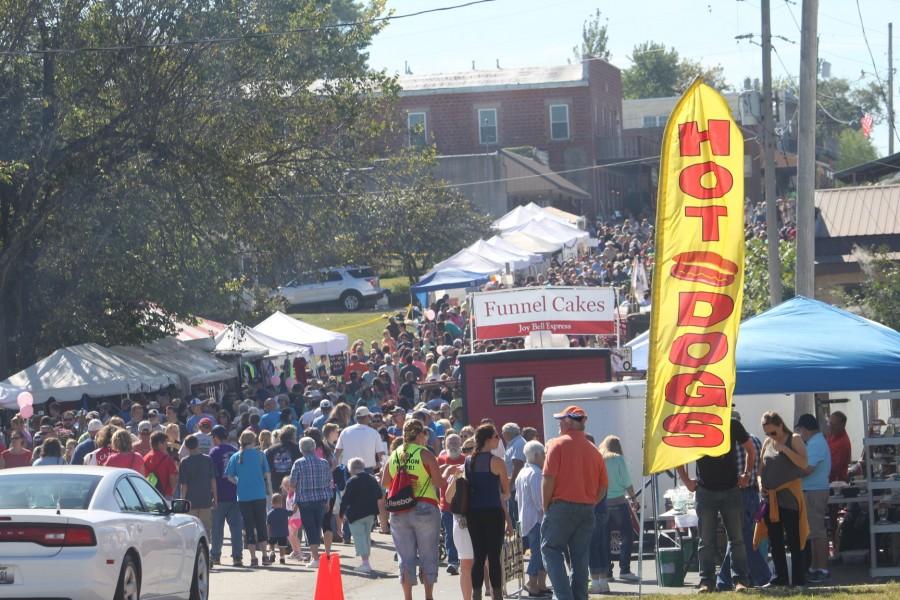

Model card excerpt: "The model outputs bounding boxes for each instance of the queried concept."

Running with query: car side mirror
[170,499,191,514]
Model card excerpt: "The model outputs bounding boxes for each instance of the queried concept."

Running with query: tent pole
[469,292,475,354]
[638,474,647,599]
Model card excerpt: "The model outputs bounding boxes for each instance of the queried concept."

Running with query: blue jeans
[541,501,595,600]
[588,498,609,576]
[390,502,441,586]
[696,486,749,588]
[349,515,375,558]
[607,502,634,574]
[717,487,771,588]
[298,501,328,546]
[525,522,545,577]
[441,510,459,566]
[211,500,243,560]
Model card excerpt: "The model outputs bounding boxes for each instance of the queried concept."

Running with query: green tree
[835,129,879,171]
[622,42,729,99]
[743,238,796,318]
[0,0,399,375]
[846,247,900,331]
[572,9,610,62]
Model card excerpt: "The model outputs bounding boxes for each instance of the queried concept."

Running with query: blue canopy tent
[626,297,900,394]
[411,269,490,294]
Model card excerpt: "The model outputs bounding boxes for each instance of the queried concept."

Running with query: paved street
[208,527,696,599]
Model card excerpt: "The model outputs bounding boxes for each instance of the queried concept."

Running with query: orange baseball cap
[553,405,587,420]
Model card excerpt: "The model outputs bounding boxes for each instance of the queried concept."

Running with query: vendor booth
[2,343,178,404]
[112,337,237,395]
[254,311,349,356]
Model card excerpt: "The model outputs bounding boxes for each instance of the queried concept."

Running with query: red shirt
[1,449,32,468]
[104,451,146,475]
[544,430,607,505]
[343,362,368,381]
[437,452,466,512]
[827,430,851,482]
[144,449,179,497]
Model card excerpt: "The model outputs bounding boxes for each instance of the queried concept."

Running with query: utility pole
[889,22,894,155]
[795,0,818,418]
[761,0,782,306]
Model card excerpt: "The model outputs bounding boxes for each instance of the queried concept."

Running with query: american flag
[861,113,874,138]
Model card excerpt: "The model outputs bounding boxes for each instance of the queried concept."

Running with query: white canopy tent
[2,343,178,404]
[113,338,236,391]
[492,202,572,231]
[485,235,547,261]
[464,239,541,271]
[504,214,589,245]
[255,311,349,356]
[499,231,564,254]
[0,382,29,410]
[213,322,312,360]
[427,248,504,277]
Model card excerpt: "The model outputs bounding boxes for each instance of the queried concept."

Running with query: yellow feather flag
[643,81,745,475]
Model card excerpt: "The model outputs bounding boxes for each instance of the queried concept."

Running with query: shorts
[268,536,289,548]
[452,515,474,560]
[804,489,829,540]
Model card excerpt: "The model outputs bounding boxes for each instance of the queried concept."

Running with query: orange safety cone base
[329,553,345,600]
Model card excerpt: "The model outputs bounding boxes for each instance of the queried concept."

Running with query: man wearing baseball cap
[335,406,384,472]
[181,417,214,458]
[72,419,104,466]
[541,405,607,600]
[186,397,214,434]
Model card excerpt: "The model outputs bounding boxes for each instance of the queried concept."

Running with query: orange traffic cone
[314,554,332,600]
[329,553,345,600]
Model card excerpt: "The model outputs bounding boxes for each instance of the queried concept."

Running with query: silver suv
[274,266,385,312]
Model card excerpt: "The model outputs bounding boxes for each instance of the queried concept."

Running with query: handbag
[448,457,471,516]
[753,500,768,523]
[385,448,422,513]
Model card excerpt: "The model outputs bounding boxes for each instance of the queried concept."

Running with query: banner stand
[637,475,647,600]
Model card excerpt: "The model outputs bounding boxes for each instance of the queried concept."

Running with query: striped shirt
[737,434,763,485]
[289,455,333,504]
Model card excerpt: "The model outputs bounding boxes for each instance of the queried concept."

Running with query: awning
[113,338,236,390]
[255,312,349,356]
[213,322,312,360]
[411,269,491,294]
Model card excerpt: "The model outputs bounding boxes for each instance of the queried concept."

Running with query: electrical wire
[0,0,499,56]
[855,0,900,144]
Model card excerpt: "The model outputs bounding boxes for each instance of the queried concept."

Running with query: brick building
[393,60,625,218]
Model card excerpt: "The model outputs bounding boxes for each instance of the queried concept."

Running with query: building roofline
[400,79,589,97]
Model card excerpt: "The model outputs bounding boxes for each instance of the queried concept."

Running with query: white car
[0,466,209,600]
[274,266,385,311]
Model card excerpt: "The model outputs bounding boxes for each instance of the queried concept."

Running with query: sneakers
[618,572,640,582]
[808,569,830,583]
[356,563,373,574]
[261,554,274,566]
[589,579,610,594]
[447,564,460,575]
[232,558,243,567]
[306,559,319,569]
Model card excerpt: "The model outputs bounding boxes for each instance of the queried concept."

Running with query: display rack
[861,390,900,577]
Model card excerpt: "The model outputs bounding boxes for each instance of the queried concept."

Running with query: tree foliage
[743,238,796,318]
[835,129,879,171]
[845,247,900,331]
[571,9,610,62]
[0,0,404,375]
[622,42,729,99]
[814,77,884,141]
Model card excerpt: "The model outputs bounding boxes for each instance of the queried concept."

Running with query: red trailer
[459,348,612,439]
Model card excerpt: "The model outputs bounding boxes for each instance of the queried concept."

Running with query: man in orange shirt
[541,406,607,600]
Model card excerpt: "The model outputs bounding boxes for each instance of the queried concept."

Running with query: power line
[0,0,499,57]
[855,0,900,144]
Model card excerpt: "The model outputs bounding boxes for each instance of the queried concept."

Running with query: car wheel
[340,290,362,312]
[114,554,141,600]
[190,543,210,600]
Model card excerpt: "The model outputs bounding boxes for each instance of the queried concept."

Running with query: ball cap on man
[553,405,587,421]
[355,406,371,419]
[198,417,213,429]
[87,418,103,433]
[190,397,205,407]
[320,399,333,410]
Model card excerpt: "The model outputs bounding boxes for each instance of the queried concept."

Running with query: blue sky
[367,0,899,156]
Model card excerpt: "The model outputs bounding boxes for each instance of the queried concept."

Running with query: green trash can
[657,547,686,587]
[681,537,699,572]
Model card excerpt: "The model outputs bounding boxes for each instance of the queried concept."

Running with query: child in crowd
[266,493,292,565]
[280,477,304,561]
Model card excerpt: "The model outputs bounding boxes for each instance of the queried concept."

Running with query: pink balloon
[285,378,295,389]
[425,309,436,321]
[19,404,33,419]
[269,375,280,386]
[16,391,33,409]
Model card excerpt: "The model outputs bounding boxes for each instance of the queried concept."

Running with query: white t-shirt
[335,424,384,469]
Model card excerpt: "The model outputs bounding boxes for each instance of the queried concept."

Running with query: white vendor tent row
[465,239,542,271]
[492,202,574,231]
[2,343,179,405]
[255,311,349,356]
[213,321,312,360]
[112,337,237,391]
[426,248,506,278]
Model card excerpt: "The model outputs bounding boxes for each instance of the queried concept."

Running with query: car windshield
[0,474,102,509]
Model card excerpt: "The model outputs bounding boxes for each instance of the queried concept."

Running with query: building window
[550,104,570,140]
[408,112,427,147]
[642,115,657,128]
[493,377,535,406]
[478,108,498,145]
[657,115,669,127]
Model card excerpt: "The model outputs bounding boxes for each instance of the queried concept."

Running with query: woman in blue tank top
[466,424,512,600]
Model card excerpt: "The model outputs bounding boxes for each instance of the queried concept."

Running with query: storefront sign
[643,81,745,475]
[472,287,616,340]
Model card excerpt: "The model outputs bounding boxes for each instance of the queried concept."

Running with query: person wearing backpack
[381,418,442,600]
[144,432,178,499]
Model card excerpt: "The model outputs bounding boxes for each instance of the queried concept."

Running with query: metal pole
[637,476,646,598]
[890,22,895,156]
[795,0,818,417]
[761,0,783,306]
